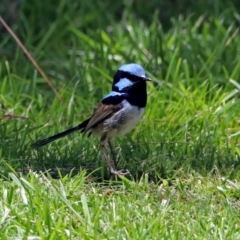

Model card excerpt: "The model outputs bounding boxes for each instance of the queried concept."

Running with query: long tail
[31,118,90,148]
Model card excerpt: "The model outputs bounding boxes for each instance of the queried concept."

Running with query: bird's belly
[104,100,144,138]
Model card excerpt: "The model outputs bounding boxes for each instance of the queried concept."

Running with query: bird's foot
[110,168,130,176]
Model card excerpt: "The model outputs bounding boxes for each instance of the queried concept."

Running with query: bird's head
[112,63,151,92]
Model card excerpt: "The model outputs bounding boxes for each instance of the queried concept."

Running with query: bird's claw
[110,169,130,176]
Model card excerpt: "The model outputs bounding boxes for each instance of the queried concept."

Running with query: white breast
[105,100,144,138]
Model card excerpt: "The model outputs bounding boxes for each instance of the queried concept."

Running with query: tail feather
[31,118,90,148]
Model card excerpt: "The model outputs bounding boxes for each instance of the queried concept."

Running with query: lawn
[0,0,240,239]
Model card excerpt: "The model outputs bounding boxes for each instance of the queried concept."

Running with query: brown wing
[85,103,122,131]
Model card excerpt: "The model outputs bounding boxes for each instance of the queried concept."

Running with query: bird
[31,63,151,176]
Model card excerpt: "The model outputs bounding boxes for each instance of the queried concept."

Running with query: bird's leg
[108,139,118,169]
[108,140,131,177]
[100,141,116,174]
[100,137,129,176]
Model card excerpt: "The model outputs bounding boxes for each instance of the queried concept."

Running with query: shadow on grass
[1,141,240,182]
[1,123,239,181]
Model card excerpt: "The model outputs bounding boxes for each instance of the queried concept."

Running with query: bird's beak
[143,76,151,81]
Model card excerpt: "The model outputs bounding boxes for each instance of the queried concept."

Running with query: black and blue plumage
[31,63,151,176]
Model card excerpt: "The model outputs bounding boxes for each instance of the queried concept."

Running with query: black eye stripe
[114,70,144,82]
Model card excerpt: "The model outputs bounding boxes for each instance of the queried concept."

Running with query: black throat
[112,70,148,108]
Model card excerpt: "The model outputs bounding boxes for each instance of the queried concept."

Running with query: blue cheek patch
[115,78,133,91]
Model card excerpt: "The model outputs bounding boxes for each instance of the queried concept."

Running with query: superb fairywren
[32,63,151,176]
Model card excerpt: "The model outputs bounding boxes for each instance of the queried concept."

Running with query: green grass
[1,0,240,238]
[1,170,240,239]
